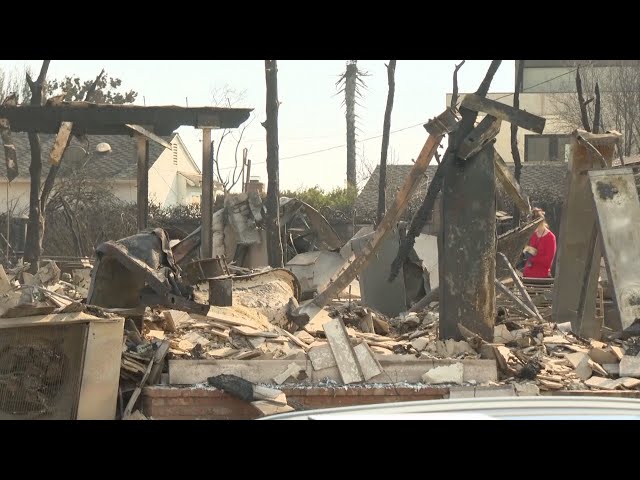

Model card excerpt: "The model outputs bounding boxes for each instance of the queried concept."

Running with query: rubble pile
[391,300,640,393]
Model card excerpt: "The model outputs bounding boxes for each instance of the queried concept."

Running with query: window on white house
[172,144,178,165]
[525,134,572,162]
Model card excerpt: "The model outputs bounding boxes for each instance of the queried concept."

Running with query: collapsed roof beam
[0,104,253,135]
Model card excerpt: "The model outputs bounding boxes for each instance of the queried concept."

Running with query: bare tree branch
[390,60,503,281]
[511,60,525,183]
[377,60,397,225]
[593,82,601,134]
[576,66,592,132]
[450,60,465,109]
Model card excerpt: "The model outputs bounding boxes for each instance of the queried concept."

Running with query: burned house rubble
[4,59,640,421]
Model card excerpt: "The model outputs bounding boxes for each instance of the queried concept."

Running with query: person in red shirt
[522,208,557,278]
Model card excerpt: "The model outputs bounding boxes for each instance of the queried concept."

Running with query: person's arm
[530,233,556,270]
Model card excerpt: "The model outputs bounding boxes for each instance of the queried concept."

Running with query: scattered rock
[421,363,464,385]
[493,324,515,344]
[411,337,429,351]
[514,382,540,396]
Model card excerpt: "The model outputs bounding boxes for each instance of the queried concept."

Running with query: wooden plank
[323,318,364,384]
[308,344,337,370]
[301,108,458,317]
[460,93,546,133]
[493,150,530,215]
[124,339,170,417]
[125,124,172,149]
[440,143,496,341]
[203,310,266,330]
[457,115,502,160]
[589,168,640,332]
[231,325,279,337]
[163,309,191,333]
[353,342,383,381]
[553,134,616,339]
[49,121,73,166]
[0,304,57,318]
[278,328,310,350]
[251,401,294,417]
[497,252,542,320]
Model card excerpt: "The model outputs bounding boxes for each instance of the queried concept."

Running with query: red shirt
[523,229,557,278]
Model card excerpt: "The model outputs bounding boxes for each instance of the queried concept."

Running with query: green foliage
[46,73,138,104]
[280,185,358,212]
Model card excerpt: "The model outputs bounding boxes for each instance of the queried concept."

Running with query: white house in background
[446,60,639,164]
[0,132,224,216]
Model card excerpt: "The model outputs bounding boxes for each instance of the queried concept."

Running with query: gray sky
[0,60,515,191]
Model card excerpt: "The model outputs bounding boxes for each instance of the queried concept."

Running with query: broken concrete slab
[619,355,640,378]
[353,342,383,381]
[308,344,337,371]
[603,363,620,377]
[589,347,618,366]
[422,363,464,385]
[169,357,497,385]
[273,363,305,385]
[565,352,592,381]
[323,317,364,384]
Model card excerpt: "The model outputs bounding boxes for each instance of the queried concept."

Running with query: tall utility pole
[263,60,283,267]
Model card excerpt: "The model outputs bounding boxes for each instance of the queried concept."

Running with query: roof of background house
[0,132,173,181]
[354,162,569,218]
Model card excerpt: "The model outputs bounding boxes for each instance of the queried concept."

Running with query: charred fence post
[201,128,213,259]
[136,134,149,231]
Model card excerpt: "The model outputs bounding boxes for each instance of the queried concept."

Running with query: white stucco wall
[148,135,202,208]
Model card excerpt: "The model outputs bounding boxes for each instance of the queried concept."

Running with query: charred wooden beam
[136,135,149,231]
[299,108,459,319]
[494,149,530,215]
[0,104,252,135]
[125,124,172,149]
[458,115,502,160]
[460,93,546,134]
[49,122,73,166]
[440,143,496,341]
[201,129,213,258]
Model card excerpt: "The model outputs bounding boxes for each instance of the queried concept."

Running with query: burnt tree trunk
[345,62,357,188]
[576,67,592,132]
[23,60,50,273]
[24,67,103,272]
[390,60,502,281]
[511,59,525,226]
[376,60,397,226]
[593,82,601,134]
[263,60,283,268]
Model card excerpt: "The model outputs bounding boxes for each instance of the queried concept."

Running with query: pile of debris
[386,300,640,393]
